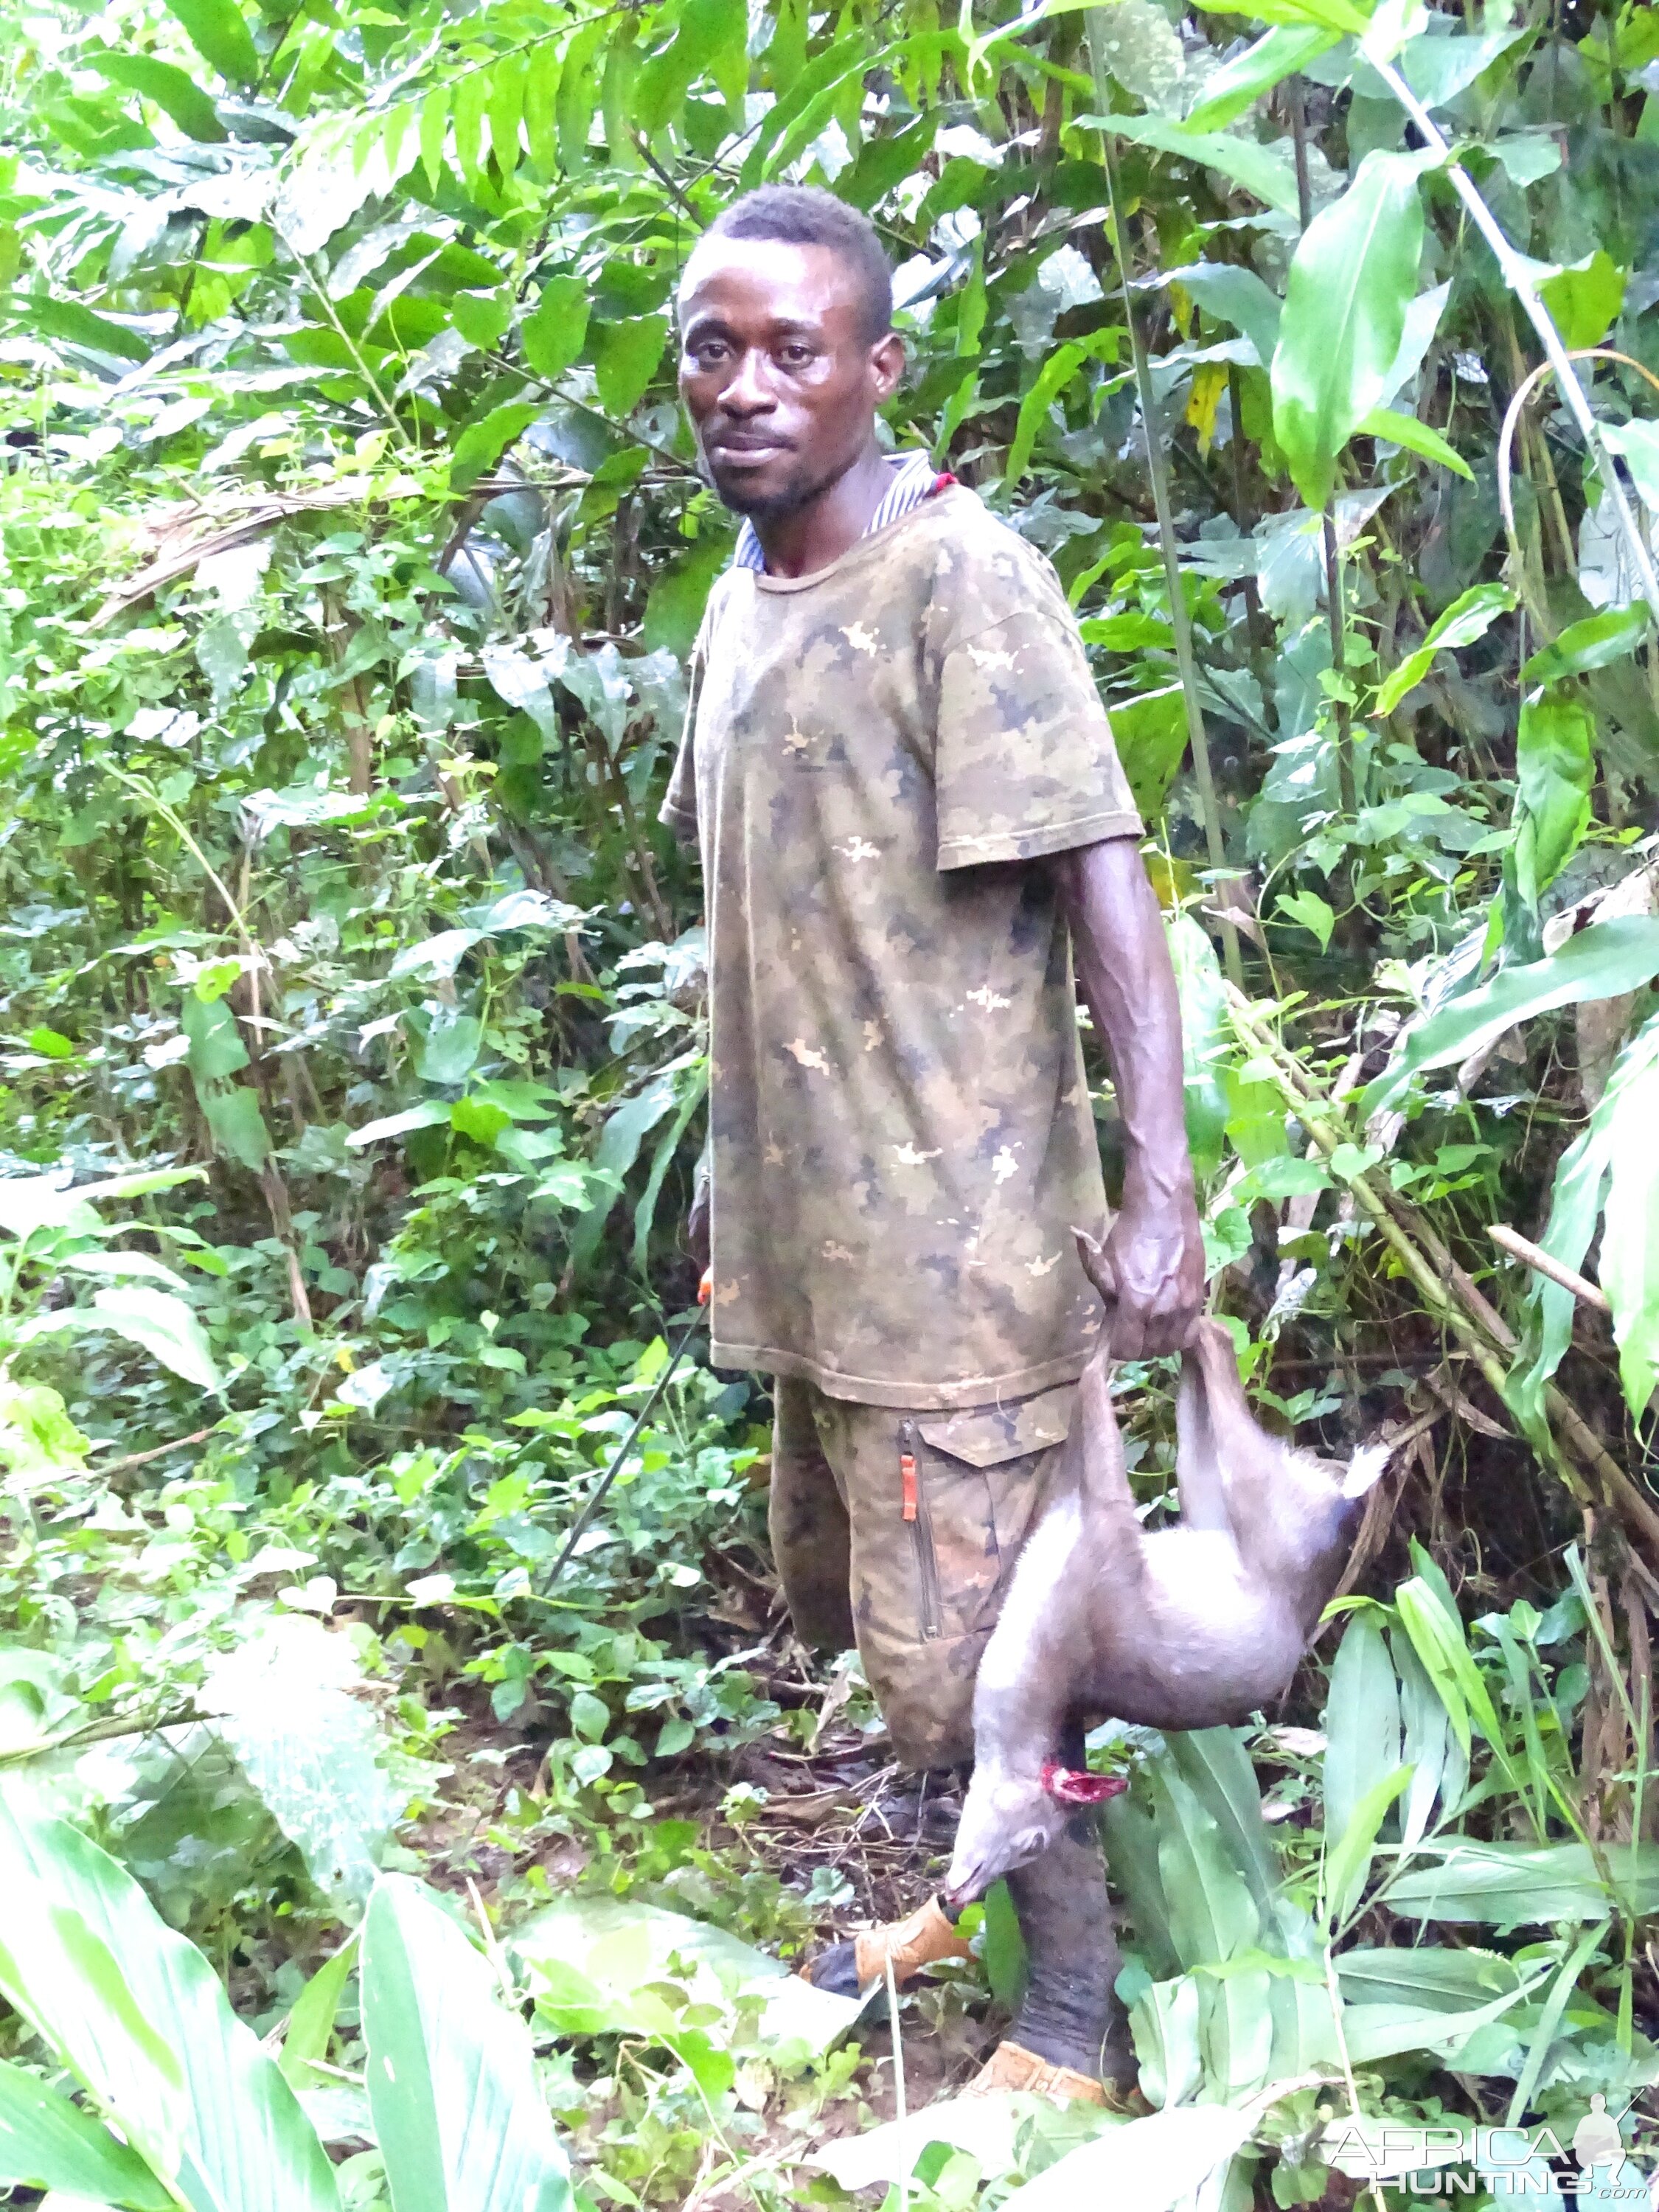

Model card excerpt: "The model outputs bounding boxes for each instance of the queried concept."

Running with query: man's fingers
[1107,1305,1147,1362]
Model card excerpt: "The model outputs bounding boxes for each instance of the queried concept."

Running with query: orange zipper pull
[900,1426,919,1523]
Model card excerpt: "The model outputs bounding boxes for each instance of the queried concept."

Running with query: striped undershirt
[731,448,946,573]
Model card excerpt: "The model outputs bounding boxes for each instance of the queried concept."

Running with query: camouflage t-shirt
[661,484,1143,1409]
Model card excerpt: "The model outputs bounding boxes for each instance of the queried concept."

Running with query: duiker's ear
[1343,1441,1391,1499]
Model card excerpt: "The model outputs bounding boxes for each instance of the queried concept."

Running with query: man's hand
[1053,838,1206,1360]
[1083,1189,1205,1360]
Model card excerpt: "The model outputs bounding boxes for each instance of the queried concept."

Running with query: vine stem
[1370,52,1659,626]
[1087,13,1242,988]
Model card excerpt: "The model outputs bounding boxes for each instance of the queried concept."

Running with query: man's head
[677,186,903,521]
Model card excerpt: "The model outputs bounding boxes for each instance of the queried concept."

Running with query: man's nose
[720,347,776,417]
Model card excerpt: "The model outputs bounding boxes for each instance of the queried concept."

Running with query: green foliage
[1,0,1659,2197]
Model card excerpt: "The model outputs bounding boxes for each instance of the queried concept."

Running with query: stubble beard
[703,444,858,522]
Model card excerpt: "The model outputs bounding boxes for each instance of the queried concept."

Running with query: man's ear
[869,330,905,401]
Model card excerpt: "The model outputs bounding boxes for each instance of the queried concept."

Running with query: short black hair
[703,186,893,344]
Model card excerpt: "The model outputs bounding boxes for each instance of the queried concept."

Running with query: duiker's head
[945,1762,1124,1904]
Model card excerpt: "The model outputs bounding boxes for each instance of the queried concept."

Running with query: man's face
[677,237,903,519]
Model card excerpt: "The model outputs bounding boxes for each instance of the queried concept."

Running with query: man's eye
[692,341,728,366]
[779,344,814,367]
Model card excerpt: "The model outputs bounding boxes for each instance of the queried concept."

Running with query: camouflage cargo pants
[769,1376,1077,1769]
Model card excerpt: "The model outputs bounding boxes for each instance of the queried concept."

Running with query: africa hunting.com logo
[1326,2096,1652,2201]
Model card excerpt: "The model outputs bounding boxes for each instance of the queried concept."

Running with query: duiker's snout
[945,1770,1069,1904]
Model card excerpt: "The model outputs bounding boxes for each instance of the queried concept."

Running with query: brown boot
[802,1893,972,1995]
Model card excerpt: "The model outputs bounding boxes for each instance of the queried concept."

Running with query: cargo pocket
[911,1383,1074,1641]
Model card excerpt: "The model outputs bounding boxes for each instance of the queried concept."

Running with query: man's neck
[750,444,892,580]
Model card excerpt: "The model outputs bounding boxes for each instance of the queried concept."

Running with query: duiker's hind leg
[1173,1327,1231,1531]
[1183,1319,1283,1528]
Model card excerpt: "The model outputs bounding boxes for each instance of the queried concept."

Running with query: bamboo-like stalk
[1290,86,1358,829]
[1227,990,1659,1560]
[1369,53,1659,626]
[1086,13,1242,988]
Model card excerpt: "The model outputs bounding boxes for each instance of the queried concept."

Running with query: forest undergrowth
[3,0,1659,2202]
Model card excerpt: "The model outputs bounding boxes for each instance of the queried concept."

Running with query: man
[661,184,1204,2101]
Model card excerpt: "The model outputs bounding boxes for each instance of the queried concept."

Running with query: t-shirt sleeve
[658,717,698,846]
[657,610,709,849]
[933,571,1143,872]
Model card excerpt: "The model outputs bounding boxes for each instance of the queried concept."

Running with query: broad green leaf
[1537,248,1625,350]
[1513,688,1593,905]
[451,402,540,492]
[347,1102,452,1149]
[58,1251,189,1290]
[634,0,747,135]
[1384,1840,1659,1922]
[86,53,226,141]
[1166,260,1282,366]
[1322,1613,1401,1852]
[642,535,731,658]
[1151,1767,1271,2099]
[1271,149,1439,509]
[1187,0,1369,35]
[1007,334,1109,490]
[1102,1792,1179,1980]
[1085,113,1301,216]
[1340,1961,1553,2063]
[0,2061,172,2209]
[521,276,589,383]
[1363,917,1659,1113]
[0,1805,338,2210]
[181,993,248,1082]
[1185,23,1338,128]
[0,1167,201,1243]
[1167,911,1230,1175]
[279,1938,359,2090]
[994,2093,1255,2209]
[361,1876,572,2212]
[740,31,874,186]
[524,48,561,172]
[22,296,151,364]
[568,1069,684,1273]
[594,315,669,419]
[1276,888,1335,950]
[162,0,260,86]
[1375,580,1514,713]
[1522,601,1649,684]
[1359,405,1472,479]
[1393,1628,1463,1846]
[451,290,512,350]
[88,1287,222,1391]
[1105,684,1186,820]
[1503,1020,1653,1427]
[1324,1763,1412,1929]
[555,17,605,170]
[418,85,448,188]
[201,1085,271,1172]
[204,1617,398,1909]
[1596,1015,1659,1412]
[1337,1944,1526,2012]
[486,49,527,178]
[1601,419,1659,515]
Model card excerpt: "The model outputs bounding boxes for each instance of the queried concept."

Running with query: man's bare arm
[1048,837,1204,1359]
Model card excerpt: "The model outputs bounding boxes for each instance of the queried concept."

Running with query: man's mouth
[709,436,789,464]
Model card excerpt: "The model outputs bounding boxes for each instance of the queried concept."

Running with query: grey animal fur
[947,1288,1384,1903]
